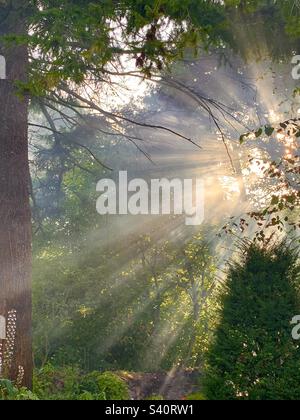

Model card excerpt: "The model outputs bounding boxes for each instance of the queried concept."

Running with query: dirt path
[119,369,200,400]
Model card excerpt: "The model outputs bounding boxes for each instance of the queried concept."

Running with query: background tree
[171,234,217,366]
[234,114,300,240]
[174,234,216,324]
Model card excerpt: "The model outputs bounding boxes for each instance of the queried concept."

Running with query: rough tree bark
[0,2,32,389]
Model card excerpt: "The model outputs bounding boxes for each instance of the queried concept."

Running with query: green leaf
[240,134,249,144]
[265,126,275,136]
[271,196,279,205]
[255,128,263,138]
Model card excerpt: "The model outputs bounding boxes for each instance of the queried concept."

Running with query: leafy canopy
[1,0,228,94]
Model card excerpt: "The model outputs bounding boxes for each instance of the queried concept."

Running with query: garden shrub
[0,379,39,400]
[34,364,82,400]
[185,392,207,400]
[204,241,300,400]
[80,371,130,400]
[33,364,129,400]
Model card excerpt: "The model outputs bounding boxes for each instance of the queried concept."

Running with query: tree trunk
[190,279,200,323]
[0,3,32,389]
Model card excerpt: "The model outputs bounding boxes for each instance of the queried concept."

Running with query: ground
[118,369,200,400]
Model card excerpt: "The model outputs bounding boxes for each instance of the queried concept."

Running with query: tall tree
[0,1,32,389]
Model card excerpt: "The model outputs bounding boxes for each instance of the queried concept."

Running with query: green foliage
[34,364,82,400]
[3,0,300,96]
[80,372,129,400]
[224,0,300,60]
[235,119,300,239]
[146,395,164,400]
[204,241,300,400]
[0,380,39,400]
[240,120,300,145]
[33,226,217,372]
[33,364,129,400]
[2,0,229,95]
[185,392,207,400]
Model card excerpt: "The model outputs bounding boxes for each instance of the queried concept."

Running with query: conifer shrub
[204,241,300,400]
